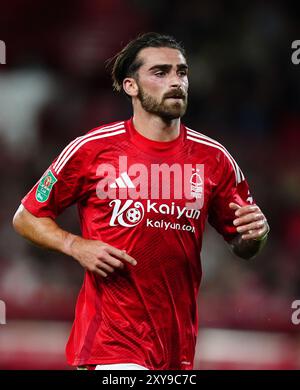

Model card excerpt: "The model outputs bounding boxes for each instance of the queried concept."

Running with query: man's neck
[132,110,181,142]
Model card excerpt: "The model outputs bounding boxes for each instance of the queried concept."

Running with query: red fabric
[21,118,253,369]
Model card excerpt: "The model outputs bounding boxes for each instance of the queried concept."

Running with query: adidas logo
[109,172,135,189]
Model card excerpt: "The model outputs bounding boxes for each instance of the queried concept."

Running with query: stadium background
[0,0,300,369]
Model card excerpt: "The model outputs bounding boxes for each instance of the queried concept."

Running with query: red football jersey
[21,118,253,369]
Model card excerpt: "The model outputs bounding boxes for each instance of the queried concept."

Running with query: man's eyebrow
[148,64,188,71]
[177,64,188,70]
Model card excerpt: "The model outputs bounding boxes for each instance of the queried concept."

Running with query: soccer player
[13,32,269,370]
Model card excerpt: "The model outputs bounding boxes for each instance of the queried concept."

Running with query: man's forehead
[138,47,187,68]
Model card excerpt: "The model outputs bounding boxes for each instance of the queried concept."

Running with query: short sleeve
[208,151,255,242]
[21,140,91,219]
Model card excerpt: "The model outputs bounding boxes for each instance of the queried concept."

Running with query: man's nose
[169,71,181,87]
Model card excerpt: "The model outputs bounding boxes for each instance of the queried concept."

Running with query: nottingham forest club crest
[35,170,57,203]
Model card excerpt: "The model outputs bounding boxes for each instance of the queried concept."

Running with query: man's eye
[155,71,165,77]
[178,71,187,77]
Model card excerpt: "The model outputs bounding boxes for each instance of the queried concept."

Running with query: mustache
[164,89,186,99]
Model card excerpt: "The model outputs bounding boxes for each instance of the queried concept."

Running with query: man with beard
[13,32,269,370]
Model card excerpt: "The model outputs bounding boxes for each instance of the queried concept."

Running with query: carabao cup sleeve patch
[35,170,58,203]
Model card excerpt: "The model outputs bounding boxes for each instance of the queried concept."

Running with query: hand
[229,203,269,241]
[67,236,137,278]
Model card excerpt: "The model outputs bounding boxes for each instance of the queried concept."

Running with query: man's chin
[161,103,186,119]
[159,110,186,121]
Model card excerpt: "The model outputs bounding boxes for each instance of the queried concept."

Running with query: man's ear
[123,77,138,97]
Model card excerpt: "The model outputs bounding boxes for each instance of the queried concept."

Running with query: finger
[93,268,108,278]
[96,261,115,273]
[233,212,265,227]
[107,246,137,266]
[229,202,241,211]
[102,253,125,269]
[236,219,265,233]
[234,204,259,217]
[241,227,268,240]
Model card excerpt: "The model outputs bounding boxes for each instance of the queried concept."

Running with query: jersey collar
[125,117,186,156]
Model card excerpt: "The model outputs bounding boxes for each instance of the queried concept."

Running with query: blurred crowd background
[0,0,300,369]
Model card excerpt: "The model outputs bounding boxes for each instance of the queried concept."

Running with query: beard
[137,83,188,121]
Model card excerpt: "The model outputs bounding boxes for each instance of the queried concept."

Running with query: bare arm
[12,205,137,277]
[228,203,270,260]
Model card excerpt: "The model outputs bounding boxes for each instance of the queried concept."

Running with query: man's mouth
[165,95,185,100]
[164,87,186,100]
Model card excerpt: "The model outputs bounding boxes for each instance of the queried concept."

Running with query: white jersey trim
[186,127,245,183]
[187,133,243,185]
[53,122,125,174]
[55,129,126,174]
